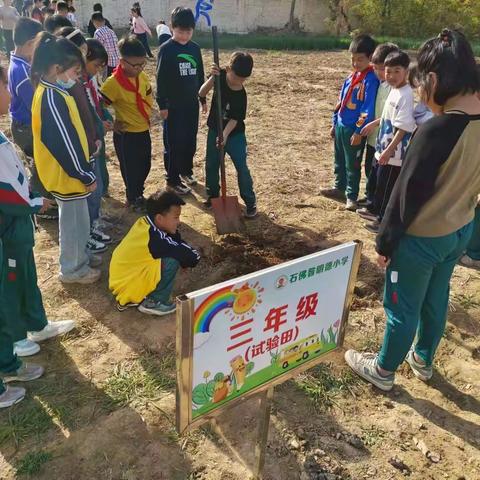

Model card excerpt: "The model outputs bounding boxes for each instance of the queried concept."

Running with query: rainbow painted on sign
[194,286,236,333]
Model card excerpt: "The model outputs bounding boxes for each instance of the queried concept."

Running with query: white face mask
[57,76,76,89]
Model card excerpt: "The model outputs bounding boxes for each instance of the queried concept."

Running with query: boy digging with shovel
[200,51,257,219]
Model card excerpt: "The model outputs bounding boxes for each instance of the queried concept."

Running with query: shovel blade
[211,195,243,234]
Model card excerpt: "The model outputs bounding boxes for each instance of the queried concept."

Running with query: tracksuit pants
[146,258,180,304]
[378,222,474,372]
[113,130,151,203]
[466,206,480,260]
[334,124,365,201]
[163,105,199,186]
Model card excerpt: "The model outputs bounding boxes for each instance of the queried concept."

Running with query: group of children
[0,5,259,406]
[322,35,433,232]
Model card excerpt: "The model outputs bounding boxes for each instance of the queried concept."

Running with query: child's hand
[113,120,126,133]
[376,254,390,268]
[103,120,113,132]
[39,198,54,214]
[160,109,169,120]
[360,122,376,137]
[216,136,225,148]
[330,126,335,139]
[210,64,220,76]
[350,133,362,146]
[86,181,97,193]
[92,140,102,158]
[378,148,392,165]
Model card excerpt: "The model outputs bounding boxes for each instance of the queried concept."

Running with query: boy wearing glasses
[101,36,153,211]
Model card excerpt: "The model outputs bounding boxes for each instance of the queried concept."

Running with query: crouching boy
[109,191,200,316]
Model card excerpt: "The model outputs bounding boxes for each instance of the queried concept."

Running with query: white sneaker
[0,386,25,408]
[86,237,108,254]
[59,267,101,284]
[13,339,40,357]
[91,226,112,245]
[28,320,75,343]
[459,255,480,268]
[405,348,433,381]
[344,350,394,391]
[345,199,359,211]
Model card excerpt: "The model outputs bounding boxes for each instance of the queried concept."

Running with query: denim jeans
[147,258,180,303]
[57,198,91,278]
[87,160,103,226]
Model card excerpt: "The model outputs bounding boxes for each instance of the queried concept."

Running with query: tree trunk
[287,0,297,30]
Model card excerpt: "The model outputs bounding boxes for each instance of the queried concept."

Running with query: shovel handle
[212,26,227,200]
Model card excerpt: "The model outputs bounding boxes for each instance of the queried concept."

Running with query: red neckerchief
[113,64,150,124]
[339,66,373,113]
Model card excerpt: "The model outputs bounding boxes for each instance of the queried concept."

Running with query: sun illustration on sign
[193,282,264,336]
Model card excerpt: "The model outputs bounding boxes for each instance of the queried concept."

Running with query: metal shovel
[210,26,242,234]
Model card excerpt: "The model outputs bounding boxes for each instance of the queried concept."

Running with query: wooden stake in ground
[210,25,242,235]
[253,387,274,479]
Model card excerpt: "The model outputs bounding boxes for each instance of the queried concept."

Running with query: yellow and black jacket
[109,215,200,305]
[32,79,95,201]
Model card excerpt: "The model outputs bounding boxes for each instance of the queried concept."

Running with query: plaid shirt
[94,26,120,68]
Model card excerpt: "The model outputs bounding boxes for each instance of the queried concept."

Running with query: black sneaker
[245,205,258,218]
[167,183,191,195]
[364,221,380,233]
[91,226,112,244]
[180,174,198,186]
[358,197,373,207]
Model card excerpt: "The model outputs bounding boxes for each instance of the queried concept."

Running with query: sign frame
[176,240,362,434]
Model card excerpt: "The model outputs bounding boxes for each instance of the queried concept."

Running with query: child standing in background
[92,11,120,77]
[101,36,153,211]
[156,7,205,195]
[321,34,379,211]
[156,20,171,46]
[0,0,19,59]
[358,43,398,211]
[31,32,101,284]
[131,6,153,58]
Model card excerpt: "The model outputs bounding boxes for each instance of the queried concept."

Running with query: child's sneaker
[2,363,44,383]
[13,339,40,357]
[244,205,258,218]
[137,298,176,316]
[0,386,25,408]
[28,320,76,342]
[364,221,380,233]
[357,197,371,207]
[86,237,108,254]
[405,348,433,381]
[459,255,480,268]
[88,254,103,268]
[180,174,198,186]
[320,187,345,200]
[116,301,140,312]
[91,226,112,245]
[345,199,358,211]
[167,183,191,196]
[59,267,101,284]
[356,207,377,221]
[344,350,394,391]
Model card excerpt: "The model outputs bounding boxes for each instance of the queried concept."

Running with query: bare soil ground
[0,49,479,480]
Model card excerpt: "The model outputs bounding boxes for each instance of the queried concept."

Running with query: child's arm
[360,117,381,137]
[149,231,200,268]
[351,74,379,145]
[156,45,170,119]
[221,119,238,145]
[378,129,407,165]
[16,76,34,113]
[40,89,96,187]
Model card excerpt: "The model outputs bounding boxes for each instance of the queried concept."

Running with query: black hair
[408,62,419,88]
[0,65,6,84]
[349,34,376,57]
[86,38,107,64]
[93,2,102,12]
[56,1,68,12]
[57,26,86,48]
[13,17,43,47]
[31,31,84,86]
[44,13,72,33]
[384,50,410,69]
[146,190,185,217]
[171,7,195,29]
[131,6,142,16]
[118,35,146,58]
[230,52,253,78]
[371,42,398,65]
[91,11,105,23]
[415,28,480,105]
[68,6,75,12]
